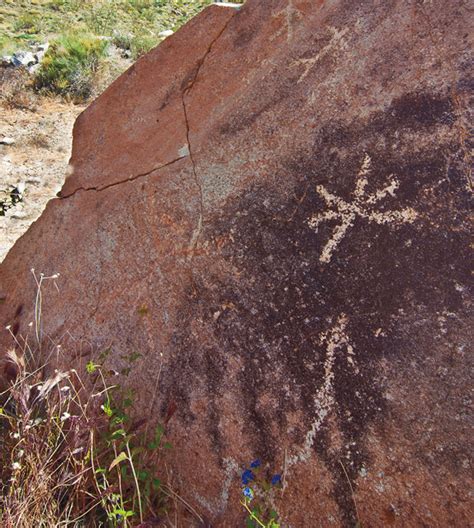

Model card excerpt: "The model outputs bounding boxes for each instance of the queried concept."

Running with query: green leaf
[112,508,134,518]
[155,424,164,441]
[131,446,145,457]
[86,360,99,374]
[98,347,111,361]
[109,451,128,471]
[109,428,126,440]
[137,469,149,481]
[128,351,142,362]
[101,399,113,418]
[123,397,133,408]
[163,441,172,450]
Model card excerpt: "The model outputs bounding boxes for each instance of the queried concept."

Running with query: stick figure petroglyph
[307,154,418,264]
[272,0,303,43]
[287,313,357,468]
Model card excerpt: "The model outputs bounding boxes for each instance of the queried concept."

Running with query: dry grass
[0,66,39,110]
[0,271,203,527]
[0,347,102,527]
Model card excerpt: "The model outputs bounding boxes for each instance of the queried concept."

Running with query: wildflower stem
[126,440,143,523]
[241,499,266,528]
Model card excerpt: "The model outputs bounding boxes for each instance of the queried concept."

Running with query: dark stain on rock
[164,91,471,525]
[382,92,455,128]
[232,27,255,48]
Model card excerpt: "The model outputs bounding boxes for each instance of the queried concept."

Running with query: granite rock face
[1,1,472,526]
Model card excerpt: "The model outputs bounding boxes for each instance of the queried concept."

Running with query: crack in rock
[58,155,189,199]
[180,12,236,260]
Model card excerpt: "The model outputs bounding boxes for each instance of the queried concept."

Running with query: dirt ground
[0,99,84,261]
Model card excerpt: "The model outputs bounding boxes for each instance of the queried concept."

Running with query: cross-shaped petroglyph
[292,26,349,83]
[287,313,356,468]
[307,154,418,264]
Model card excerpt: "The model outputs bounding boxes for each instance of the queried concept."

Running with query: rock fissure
[58,155,189,199]
[180,11,236,258]
[181,96,204,259]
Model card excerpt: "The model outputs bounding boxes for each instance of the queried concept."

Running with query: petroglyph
[195,457,239,514]
[287,313,356,468]
[272,0,303,43]
[307,154,418,264]
[292,26,349,83]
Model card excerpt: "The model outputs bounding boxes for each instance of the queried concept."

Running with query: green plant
[13,13,41,34]
[86,359,170,525]
[34,32,109,100]
[85,3,119,35]
[129,33,159,59]
[240,460,282,528]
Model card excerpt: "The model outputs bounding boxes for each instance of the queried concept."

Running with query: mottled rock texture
[1,1,472,526]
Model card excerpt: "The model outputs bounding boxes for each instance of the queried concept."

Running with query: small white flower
[12,462,21,471]
[60,412,71,422]
[11,432,20,439]
[17,449,24,458]
[60,385,70,392]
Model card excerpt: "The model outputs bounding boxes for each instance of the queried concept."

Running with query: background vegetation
[0,0,244,102]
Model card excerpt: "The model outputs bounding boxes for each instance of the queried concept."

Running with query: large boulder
[1,1,472,525]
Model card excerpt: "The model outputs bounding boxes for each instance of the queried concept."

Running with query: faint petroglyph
[307,154,418,264]
[194,457,239,514]
[272,0,303,43]
[292,26,349,83]
[287,313,357,468]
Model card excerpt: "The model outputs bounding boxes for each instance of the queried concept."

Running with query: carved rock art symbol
[272,0,303,43]
[307,154,418,264]
[287,313,357,468]
[292,26,349,83]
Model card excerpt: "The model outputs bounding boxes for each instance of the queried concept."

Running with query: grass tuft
[34,32,109,101]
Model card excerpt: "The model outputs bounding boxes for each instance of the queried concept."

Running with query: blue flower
[271,474,282,486]
[241,469,255,485]
[250,459,261,468]
[242,486,254,500]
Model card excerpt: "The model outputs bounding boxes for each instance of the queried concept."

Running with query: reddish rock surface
[1,1,472,526]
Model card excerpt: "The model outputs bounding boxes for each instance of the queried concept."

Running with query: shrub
[34,32,108,101]
[129,34,159,59]
[13,13,42,35]
[85,3,119,35]
[0,66,37,111]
